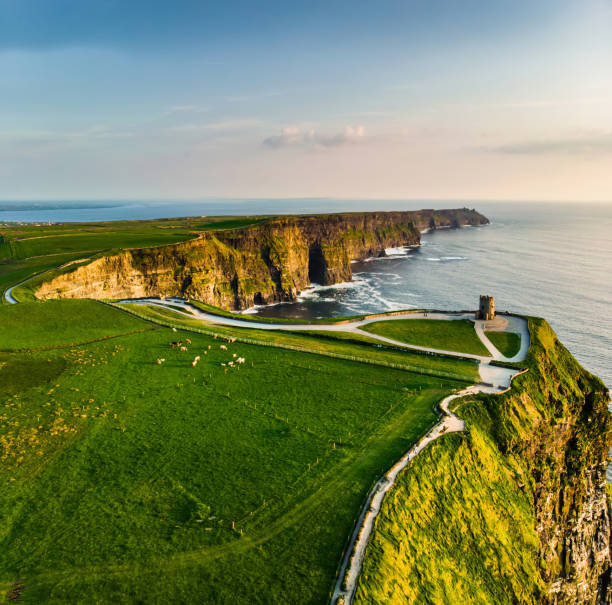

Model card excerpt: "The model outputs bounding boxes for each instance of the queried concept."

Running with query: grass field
[0,300,149,350]
[119,303,480,382]
[362,318,491,357]
[0,301,464,603]
[485,331,521,358]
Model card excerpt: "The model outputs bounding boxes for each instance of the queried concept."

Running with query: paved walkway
[121,297,529,366]
[10,288,528,603]
[120,297,529,604]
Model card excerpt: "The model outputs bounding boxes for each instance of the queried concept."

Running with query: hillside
[354,318,612,604]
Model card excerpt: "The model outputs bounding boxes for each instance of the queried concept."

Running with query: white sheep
[191,360,198,367]
[232,353,237,358]
[156,359,164,365]
[194,356,201,362]
[180,346,188,352]
[220,345,227,350]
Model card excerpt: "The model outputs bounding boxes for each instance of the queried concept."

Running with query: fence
[107,302,477,384]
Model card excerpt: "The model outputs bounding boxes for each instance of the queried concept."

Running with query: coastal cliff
[354,318,612,605]
[34,208,488,309]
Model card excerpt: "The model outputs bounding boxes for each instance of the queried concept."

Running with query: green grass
[0,300,149,350]
[362,318,490,357]
[485,331,521,358]
[0,301,464,603]
[354,317,611,605]
[194,217,272,231]
[118,303,480,382]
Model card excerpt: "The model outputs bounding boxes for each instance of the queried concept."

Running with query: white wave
[384,246,409,256]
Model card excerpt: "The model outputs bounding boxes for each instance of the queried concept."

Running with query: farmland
[0,301,463,603]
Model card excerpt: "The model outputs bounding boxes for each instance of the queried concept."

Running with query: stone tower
[477,295,495,320]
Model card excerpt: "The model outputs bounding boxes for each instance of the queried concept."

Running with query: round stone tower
[477,295,495,320]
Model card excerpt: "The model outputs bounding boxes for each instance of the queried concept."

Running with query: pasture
[362,318,490,357]
[0,302,463,603]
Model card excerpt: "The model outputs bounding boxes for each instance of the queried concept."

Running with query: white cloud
[263,125,366,149]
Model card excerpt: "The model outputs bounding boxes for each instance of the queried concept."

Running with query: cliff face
[35,208,488,309]
[355,318,612,605]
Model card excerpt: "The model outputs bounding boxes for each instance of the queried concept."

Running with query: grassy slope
[0,300,148,350]
[119,303,480,382]
[355,318,612,604]
[0,302,463,604]
[485,330,521,358]
[362,318,490,356]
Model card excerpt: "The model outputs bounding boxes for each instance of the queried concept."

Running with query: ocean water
[250,202,612,387]
[3,199,611,470]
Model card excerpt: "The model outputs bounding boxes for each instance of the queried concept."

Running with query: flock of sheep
[156,334,245,369]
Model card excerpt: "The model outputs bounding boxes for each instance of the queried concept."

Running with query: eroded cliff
[35,208,488,309]
[354,318,612,605]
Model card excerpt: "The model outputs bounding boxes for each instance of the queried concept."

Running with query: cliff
[34,208,488,309]
[354,318,612,605]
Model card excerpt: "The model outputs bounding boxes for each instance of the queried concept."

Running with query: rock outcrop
[35,208,488,309]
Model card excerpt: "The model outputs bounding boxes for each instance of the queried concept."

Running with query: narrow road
[4,284,18,304]
[9,288,529,603]
[121,297,529,364]
[119,297,530,605]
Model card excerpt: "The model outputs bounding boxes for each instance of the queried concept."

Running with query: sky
[1,0,611,202]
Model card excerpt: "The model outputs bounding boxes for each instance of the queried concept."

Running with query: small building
[477,295,495,320]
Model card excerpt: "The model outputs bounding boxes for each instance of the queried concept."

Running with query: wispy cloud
[482,132,612,155]
[263,125,367,149]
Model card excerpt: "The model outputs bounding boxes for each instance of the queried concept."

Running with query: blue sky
[1,0,611,200]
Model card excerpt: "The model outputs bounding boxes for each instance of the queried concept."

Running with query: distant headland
[34,208,489,310]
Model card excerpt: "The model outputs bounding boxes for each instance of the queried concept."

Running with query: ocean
[3,198,611,471]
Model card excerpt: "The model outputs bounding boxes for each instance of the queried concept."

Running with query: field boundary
[107,302,476,383]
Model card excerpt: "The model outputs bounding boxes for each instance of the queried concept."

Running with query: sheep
[156,359,165,365]
[172,328,177,332]
[186,338,192,345]
[194,356,201,362]
[191,360,198,367]
[228,361,234,367]
[207,345,212,350]
[236,357,245,364]
[232,353,237,358]
[180,346,188,352]
[220,345,227,351]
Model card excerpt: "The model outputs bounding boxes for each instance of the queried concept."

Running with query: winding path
[119,297,529,605]
[121,297,528,364]
[7,287,529,603]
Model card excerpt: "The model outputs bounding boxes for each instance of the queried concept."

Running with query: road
[8,288,529,603]
[118,297,529,604]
